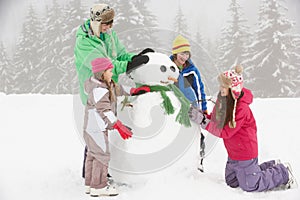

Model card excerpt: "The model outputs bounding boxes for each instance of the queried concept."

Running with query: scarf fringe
[149,85,191,127]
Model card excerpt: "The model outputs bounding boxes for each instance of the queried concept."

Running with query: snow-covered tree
[13,4,44,94]
[217,0,251,72]
[173,4,189,38]
[0,41,13,94]
[113,0,144,50]
[58,0,86,94]
[244,0,297,97]
[131,0,160,51]
[192,29,218,94]
[288,34,300,97]
[113,0,159,52]
[34,0,66,94]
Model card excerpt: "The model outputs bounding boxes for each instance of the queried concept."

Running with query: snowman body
[109,53,200,185]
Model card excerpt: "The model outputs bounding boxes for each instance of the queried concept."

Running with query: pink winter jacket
[206,88,258,161]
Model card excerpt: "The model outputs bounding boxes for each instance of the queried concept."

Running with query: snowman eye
[160,65,167,72]
[170,66,176,72]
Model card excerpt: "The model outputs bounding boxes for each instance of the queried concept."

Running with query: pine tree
[132,0,160,51]
[59,0,86,94]
[288,33,300,97]
[12,4,44,94]
[34,0,65,94]
[173,4,189,38]
[0,41,13,94]
[106,0,161,86]
[217,0,251,72]
[102,0,160,53]
[113,0,144,51]
[244,0,296,97]
[167,3,190,59]
[192,30,218,94]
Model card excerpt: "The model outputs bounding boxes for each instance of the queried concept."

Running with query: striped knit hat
[172,35,191,55]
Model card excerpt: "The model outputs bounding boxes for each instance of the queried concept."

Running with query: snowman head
[128,52,179,86]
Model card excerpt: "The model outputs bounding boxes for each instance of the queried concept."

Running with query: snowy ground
[0,93,300,200]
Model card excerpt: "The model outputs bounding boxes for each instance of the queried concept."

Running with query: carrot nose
[168,76,178,83]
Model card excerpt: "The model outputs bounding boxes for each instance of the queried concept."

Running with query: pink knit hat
[91,58,113,73]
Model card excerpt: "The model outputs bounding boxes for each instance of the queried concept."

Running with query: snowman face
[129,52,179,86]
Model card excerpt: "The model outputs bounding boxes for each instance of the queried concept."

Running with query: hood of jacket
[239,87,253,106]
[84,77,108,95]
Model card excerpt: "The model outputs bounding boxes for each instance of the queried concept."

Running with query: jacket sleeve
[192,68,207,111]
[93,88,117,130]
[111,59,129,80]
[206,104,249,139]
[113,31,135,61]
[110,31,136,81]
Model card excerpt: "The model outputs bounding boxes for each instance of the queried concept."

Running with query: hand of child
[188,106,205,125]
[113,120,133,140]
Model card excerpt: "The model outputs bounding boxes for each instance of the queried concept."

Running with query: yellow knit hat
[172,35,191,54]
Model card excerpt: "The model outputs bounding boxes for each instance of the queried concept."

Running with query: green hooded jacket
[74,19,135,105]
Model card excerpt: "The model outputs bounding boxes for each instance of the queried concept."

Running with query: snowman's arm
[118,84,130,96]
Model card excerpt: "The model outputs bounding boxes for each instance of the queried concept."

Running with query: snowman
[108,52,201,186]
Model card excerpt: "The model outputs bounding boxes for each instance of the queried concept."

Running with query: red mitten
[130,86,151,96]
[112,120,133,140]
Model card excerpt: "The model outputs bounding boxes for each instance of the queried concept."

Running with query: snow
[0,93,300,200]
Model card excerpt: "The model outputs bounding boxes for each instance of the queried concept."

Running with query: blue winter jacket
[170,56,207,111]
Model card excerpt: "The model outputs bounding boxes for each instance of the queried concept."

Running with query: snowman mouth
[160,80,170,84]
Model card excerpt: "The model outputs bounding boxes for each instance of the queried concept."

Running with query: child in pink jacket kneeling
[189,65,297,192]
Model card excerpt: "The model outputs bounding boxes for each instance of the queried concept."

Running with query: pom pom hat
[218,65,244,128]
[91,58,113,73]
[218,65,244,99]
[172,35,191,55]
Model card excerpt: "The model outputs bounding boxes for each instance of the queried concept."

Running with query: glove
[136,48,155,56]
[132,48,155,60]
[113,120,133,140]
[126,55,149,74]
[188,106,205,125]
[130,86,151,96]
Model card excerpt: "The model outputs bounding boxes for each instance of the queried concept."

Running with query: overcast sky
[1,0,299,53]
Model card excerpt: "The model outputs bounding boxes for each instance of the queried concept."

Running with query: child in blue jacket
[170,35,207,171]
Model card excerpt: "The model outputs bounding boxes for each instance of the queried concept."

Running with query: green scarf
[149,85,191,127]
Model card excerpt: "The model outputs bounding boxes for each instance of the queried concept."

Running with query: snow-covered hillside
[0,93,299,200]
